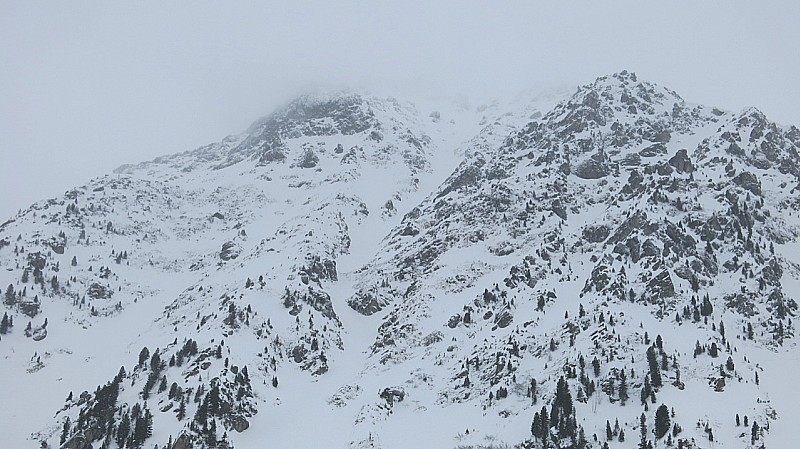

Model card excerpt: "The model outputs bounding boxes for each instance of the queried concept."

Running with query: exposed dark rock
[379,387,405,406]
[220,241,241,261]
[437,156,486,199]
[725,292,758,316]
[641,239,660,257]
[551,199,567,220]
[283,287,340,324]
[628,169,644,187]
[63,435,90,449]
[49,240,65,255]
[298,148,320,168]
[621,153,641,167]
[582,224,610,243]
[447,314,462,328]
[422,331,444,346]
[760,258,783,286]
[172,434,192,449]
[608,210,647,244]
[369,130,383,142]
[348,288,392,316]
[291,345,308,363]
[732,171,762,195]
[19,300,40,318]
[400,223,419,236]
[494,306,513,329]
[655,162,674,176]
[668,148,694,173]
[664,221,697,256]
[640,143,667,157]
[260,146,286,164]
[626,237,641,263]
[87,282,113,300]
[583,264,610,293]
[504,256,543,289]
[645,270,675,300]
[233,416,250,432]
[27,252,46,270]
[574,158,608,179]
[302,255,338,282]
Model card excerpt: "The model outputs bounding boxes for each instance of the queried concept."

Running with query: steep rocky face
[0,74,798,449]
[345,72,798,447]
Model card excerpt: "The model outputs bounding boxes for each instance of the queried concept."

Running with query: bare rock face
[233,416,250,432]
[582,224,610,243]
[640,143,667,157]
[220,241,241,261]
[668,148,694,173]
[63,435,90,449]
[732,171,762,195]
[348,288,392,316]
[171,434,192,449]
[379,387,406,406]
[298,148,320,168]
[574,158,608,179]
[646,269,675,301]
[87,282,112,300]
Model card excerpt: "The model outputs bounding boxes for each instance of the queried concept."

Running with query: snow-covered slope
[0,73,798,449]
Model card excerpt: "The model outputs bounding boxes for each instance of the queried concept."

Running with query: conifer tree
[4,284,15,306]
[176,398,187,421]
[619,370,629,405]
[655,404,670,439]
[117,412,130,448]
[60,417,71,445]
[751,421,760,444]
[150,350,162,373]
[0,312,10,334]
[646,346,662,388]
[138,347,150,367]
[700,294,713,316]
[639,413,648,449]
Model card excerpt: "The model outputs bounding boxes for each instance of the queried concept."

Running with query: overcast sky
[2,1,799,219]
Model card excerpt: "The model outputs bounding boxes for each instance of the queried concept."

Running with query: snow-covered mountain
[1,72,798,449]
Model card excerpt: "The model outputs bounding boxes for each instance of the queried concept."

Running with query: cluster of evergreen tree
[115,402,153,448]
[59,371,155,449]
[55,337,257,449]
[0,311,13,334]
[678,294,713,323]
[529,376,587,449]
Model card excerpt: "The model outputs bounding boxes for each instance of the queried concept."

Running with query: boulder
[172,434,192,449]
[233,416,250,432]
[574,158,608,179]
[582,224,610,243]
[87,282,112,300]
[732,171,762,195]
[220,241,240,261]
[646,270,675,300]
[379,387,405,406]
[668,149,694,173]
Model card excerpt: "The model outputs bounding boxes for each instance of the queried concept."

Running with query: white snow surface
[0,73,798,449]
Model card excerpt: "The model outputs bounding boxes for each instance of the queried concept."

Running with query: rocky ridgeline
[0,73,798,449]
[345,72,798,447]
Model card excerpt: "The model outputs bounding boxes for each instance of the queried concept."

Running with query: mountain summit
[1,72,798,449]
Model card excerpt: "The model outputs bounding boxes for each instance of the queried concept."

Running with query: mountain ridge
[0,71,798,449]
